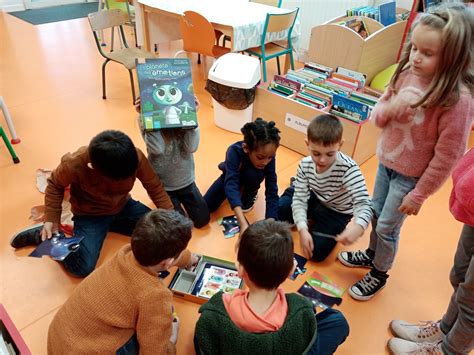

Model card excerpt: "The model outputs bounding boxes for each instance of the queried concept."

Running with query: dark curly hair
[240,117,281,151]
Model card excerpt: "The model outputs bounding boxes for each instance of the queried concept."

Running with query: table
[135,0,300,53]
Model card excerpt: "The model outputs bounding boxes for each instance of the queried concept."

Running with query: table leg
[141,6,151,51]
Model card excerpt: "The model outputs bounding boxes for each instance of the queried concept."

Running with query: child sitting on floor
[194,219,349,354]
[47,209,196,354]
[204,118,280,234]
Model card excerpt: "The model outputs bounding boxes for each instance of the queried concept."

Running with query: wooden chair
[244,8,299,82]
[88,9,156,104]
[175,11,230,63]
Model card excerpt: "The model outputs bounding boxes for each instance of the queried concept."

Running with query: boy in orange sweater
[47,209,196,354]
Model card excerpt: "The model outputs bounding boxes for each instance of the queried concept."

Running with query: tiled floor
[0,11,472,354]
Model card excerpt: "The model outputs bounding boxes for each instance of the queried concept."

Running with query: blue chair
[244,8,299,82]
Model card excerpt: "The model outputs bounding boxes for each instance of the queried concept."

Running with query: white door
[23,0,90,10]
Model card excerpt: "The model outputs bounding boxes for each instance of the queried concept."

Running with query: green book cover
[136,58,198,131]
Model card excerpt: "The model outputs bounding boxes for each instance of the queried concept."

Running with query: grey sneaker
[338,249,373,268]
[10,223,43,248]
[390,320,443,343]
[388,338,442,355]
[349,270,387,301]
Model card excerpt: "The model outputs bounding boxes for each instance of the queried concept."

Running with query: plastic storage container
[206,53,261,133]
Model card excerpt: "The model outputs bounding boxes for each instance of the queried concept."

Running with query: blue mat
[9,2,99,25]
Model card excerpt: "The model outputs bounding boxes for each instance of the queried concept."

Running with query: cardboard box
[169,255,244,304]
[252,86,381,165]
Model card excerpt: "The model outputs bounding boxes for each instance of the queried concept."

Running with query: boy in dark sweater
[11,130,172,277]
[194,219,349,354]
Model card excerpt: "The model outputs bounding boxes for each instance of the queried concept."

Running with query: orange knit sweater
[47,245,190,354]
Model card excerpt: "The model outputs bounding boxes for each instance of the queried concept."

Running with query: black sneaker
[349,270,388,301]
[10,224,43,248]
[338,249,373,268]
[289,176,296,187]
[241,194,258,213]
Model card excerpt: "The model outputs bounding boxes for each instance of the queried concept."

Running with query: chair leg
[0,126,20,164]
[262,60,267,82]
[289,51,295,71]
[276,57,281,75]
[102,59,110,100]
[198,54,201,65]
[0,96,20,144]
[128,69,136,105]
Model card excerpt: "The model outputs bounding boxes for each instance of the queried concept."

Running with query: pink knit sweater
[450,148,474,226]
[372,69,473,204]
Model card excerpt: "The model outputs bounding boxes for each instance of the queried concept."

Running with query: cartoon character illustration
[152,83,183,125]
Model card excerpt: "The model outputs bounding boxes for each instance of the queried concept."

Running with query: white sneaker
[388,338,442,355]
[390,320,444,343]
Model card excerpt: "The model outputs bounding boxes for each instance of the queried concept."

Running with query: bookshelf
[308,15,407,82]
[251,12,409,164]
[252,85,380,165]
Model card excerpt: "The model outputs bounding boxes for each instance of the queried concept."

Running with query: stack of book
[335,17,370,39]
[266,63,380,122]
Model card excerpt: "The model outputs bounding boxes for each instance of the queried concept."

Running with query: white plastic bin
[207,53,261,133]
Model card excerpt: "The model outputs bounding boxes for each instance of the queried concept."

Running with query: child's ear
[242,142,249,154]
[160,257,175,270]
[87,162,94,170]
[339,139,345,150]
[305,139,309,148]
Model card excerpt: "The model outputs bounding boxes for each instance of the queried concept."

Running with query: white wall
[0,0,25,12]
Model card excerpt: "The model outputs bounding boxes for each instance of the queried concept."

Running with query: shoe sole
[10,223,43,248]
[348,283,386,301]
[337,253,373,269]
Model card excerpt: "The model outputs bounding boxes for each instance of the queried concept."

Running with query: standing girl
[338,3,473,300]
[204,118,281,233]
[140,98,210,228]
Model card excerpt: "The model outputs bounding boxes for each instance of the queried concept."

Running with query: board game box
[168,255,244,304]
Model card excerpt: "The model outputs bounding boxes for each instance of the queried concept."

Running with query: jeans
[168,182,210,228]
[279,187,352,262]
[307,308,350,355]
[61,198,151,278]
[116,334,139,355]
[440,224,474,355]
[368,164,418,272]
[204,171,263,213]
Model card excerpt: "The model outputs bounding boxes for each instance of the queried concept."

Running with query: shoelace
[408,341,443,355]
[351,250,371,263]
[408,321,442,340]
[357,273,381,292]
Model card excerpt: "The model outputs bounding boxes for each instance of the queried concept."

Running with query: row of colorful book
[346,2,396,26]
[266,62,380,123]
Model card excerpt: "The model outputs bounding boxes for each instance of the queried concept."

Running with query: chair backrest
[250,0,282,7]
[179,11,216,57]
[88,9,128,32]
[261,8,299,47]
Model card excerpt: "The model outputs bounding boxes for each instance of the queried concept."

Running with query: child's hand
[399,195,422,216]
[185,253,200,270]
[194,95,200,112]
[170,314,179,344]
[299,229,313,259]
[336,223,364,245]
[41,222,59,240]
[134,98,141,113]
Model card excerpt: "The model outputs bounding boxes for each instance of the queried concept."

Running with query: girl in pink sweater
[338,3,473,301]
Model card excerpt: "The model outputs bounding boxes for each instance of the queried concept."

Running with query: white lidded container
[208,53,261,133]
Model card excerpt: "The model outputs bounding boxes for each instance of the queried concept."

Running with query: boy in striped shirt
[278,114,373,261]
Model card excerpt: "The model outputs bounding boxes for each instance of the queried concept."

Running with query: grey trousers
[440,224,474,355]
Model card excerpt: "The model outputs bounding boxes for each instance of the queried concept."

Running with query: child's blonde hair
[391,3,473,108]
